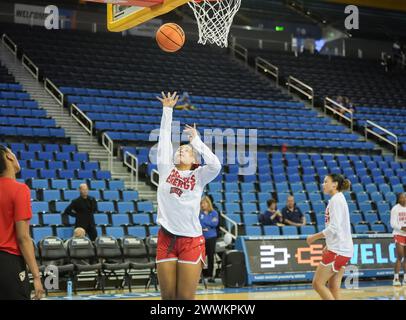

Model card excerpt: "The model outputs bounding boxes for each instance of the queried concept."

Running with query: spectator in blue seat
[282,195,306,226]
[258,199,283,226]
[64,227,86,249]
[199,196,219,283]
[63,184,98,241]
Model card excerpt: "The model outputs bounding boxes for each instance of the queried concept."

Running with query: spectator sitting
[258,199,284,225]
[282,195,306,226]
[175,91,196,111]
[64,227,86,249]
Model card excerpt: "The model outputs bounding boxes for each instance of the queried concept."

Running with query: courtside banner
[14,3,76,28]
[235,234,395,285]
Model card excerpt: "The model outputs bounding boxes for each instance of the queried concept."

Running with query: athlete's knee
[312,278,322,291]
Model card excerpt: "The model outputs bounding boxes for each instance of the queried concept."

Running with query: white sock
[394,274,399,280]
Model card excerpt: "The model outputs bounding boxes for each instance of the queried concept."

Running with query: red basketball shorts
[156,229,206,265]
[320,250,351,272]
[394,235,406,246]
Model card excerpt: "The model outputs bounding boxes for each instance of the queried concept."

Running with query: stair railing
[123,151,139,189]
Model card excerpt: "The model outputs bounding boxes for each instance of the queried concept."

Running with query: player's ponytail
[328,173,351,192]
[341,179,351,192]
[0,144,7,175]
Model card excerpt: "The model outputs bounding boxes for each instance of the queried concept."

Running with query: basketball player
[0,145,44,300]
[155,92,221,300]
[307,174,353,300]
[390,192,406,286]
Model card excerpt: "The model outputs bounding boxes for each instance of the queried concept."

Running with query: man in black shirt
[281,195,306,227]
[64,184,98,241]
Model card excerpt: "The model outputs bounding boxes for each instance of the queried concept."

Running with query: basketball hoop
[90,0,241,47]
[188,0,241,48]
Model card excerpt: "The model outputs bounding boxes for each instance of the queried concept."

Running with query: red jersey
[0,177,32,255]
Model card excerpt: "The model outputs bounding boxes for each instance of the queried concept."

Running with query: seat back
[95,236,122,260]
[39,236,68,264]
[67,237,96,260]
[145,235,158,258]
[121,236,149,261]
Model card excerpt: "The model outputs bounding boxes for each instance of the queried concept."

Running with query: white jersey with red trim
[390,204,406,236]
[156,107,221,237]
[322,192,353,258]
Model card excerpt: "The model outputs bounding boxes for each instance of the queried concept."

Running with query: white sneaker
[402,279,406,286]
[393,279,401,286]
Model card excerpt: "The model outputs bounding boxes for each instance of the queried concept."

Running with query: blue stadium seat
[263,226,280,236]
[312,201,326,214]
[260,182,274,193]
[42,190,61,202]
[122,190,139,202]
[300,225,316,235]
[282,226,298,235]
[31,179,49,189]
[354,224,370,234]
[105,227,125,238]
[226,213,242,224]
[42,214,63,226]
[63,190,79,201]
[32,227,53,243]
[32,201,49,213]
[97,201,115,213]
[241,193,257,203]
[103,190,120,201]
[225,203,241,215]
[243,214,259,225]
[96,171,111,180]
[209,182,223,193]
[371,224,386,233]
[111,214,130,226]
[137,201,153,213]
[224,183,239,193]
[90,180,106,190]
[108,180,125,190]
[94,213,109,225]
[56,227,74,239]
[358,202,373,212]
[242,203,258,215]
[148,226,160,236]
[77,170,94,179]
[127,226,147,238]
[225,192,240,203]
[88,190,101,200]
[245,226,262,236]
[351,214,364,225]
[51,179,68,190]
[54,201,70,213]
[364,213,379,225]
[132,214,151,225]
[240,182,256,193]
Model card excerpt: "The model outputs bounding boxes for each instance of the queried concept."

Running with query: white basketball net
[188,0,241,48]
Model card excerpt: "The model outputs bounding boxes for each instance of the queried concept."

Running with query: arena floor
[45,280,405,300]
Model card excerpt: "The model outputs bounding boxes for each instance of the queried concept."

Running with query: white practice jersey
[323,192,354,258]
[156,107,221,237]
[390,204,406,236]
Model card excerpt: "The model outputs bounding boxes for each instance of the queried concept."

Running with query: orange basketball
[156,23,185,53]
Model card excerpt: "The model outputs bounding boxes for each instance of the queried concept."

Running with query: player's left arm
[185,124,221,186]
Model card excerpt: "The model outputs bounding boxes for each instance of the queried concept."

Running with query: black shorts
[0,250,31,300]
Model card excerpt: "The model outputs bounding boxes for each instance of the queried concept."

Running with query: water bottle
[67,280,73,298]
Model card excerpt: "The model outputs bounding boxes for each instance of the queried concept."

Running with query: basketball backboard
[106,0,190,32]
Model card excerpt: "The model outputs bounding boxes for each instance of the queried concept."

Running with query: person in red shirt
[0,144,44,300]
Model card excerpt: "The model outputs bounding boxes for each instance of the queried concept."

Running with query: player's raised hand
[184,123,198,142]
[157,91,179,108]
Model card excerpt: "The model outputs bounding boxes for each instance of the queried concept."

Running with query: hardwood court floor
[46,280,406,300]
